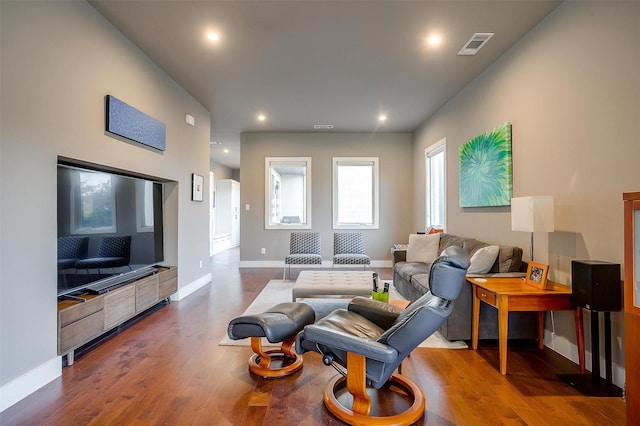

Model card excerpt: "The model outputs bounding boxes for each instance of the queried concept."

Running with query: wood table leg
[472,285,480,350]
[537,311,545,350]
[574,307,586,374]
[497,295,509,375]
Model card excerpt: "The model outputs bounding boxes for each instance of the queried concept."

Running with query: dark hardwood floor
[2,247,626,425]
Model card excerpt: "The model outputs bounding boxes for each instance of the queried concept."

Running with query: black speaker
[571,260,621,311]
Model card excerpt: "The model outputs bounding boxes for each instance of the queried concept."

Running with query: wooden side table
[389,299,411,309]
[469,277,585,375]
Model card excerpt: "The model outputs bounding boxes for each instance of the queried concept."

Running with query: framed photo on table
[525,261,550,290]
[192,173,204,202]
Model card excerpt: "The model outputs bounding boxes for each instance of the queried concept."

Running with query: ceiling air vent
[458,33,494,56]
[313,124,334,129]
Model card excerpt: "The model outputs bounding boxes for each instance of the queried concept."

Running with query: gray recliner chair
[296,245,470,425]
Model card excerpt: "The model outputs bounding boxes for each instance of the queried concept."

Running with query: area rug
[219,279,467,349]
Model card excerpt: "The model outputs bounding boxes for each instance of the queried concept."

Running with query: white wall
[413,1,640,384]
[210,160,235,181]
[0,1,211,409]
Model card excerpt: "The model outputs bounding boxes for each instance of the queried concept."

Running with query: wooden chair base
[248,336,303,378]
[322,352,425,426]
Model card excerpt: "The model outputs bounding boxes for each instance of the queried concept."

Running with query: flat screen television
[57,159,164,296]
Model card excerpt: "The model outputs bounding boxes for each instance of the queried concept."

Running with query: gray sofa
[392,233,537,341]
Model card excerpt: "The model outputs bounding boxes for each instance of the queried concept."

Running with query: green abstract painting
[459,122,512,207]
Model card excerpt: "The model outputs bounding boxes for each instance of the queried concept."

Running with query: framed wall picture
[459,122,512,207]
[192,173,204,202]
[525,261,550,290]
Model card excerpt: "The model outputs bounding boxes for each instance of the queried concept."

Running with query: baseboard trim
[0,356,61,413]
[172,273,211,301]
[239,260,284,268]
[544,330,625,388]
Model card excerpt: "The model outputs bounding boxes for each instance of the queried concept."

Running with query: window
[265,157,311,229]
[333,157,379,229]
[425,138,446,230]
[209,171,216,255]
[136,180,155,232]
[71,171,116,234]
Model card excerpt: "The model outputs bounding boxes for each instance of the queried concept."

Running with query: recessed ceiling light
[223,149,229,154]
[427,35,442,46]
[207,32,220,42]
[378,114,387,122]
[257,114,266,122]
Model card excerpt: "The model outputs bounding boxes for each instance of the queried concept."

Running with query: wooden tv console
[57,266,177,365]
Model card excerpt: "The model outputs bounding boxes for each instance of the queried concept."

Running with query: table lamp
[511,196,554,261]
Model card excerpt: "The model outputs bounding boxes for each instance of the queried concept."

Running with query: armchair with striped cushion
[332,232,370,269]
[284,231,322,279]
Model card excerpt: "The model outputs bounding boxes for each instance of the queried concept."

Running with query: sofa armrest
[518,261,528,273]
[392,249,407,264]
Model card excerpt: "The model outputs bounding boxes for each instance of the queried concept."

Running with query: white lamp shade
[511,196,554,233]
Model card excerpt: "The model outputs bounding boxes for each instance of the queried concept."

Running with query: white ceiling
[89,0,562,169]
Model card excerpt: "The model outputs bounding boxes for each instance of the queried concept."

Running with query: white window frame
[425,138,446,231]
[332,157,379,230]
[265,157,312,230]
[136,180,155,233]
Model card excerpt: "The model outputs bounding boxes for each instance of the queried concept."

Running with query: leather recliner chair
[296,245,470,425]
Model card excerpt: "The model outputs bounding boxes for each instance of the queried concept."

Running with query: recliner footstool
[227,302,315,378]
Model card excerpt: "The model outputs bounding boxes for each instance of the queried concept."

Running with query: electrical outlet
[261,248,266,254]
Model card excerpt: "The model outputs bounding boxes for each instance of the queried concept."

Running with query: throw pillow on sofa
[468,245,500,274]
[406,233,440,263]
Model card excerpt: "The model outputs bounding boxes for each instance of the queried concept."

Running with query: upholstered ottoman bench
[227,302,315,378]
[292,270,374,301]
